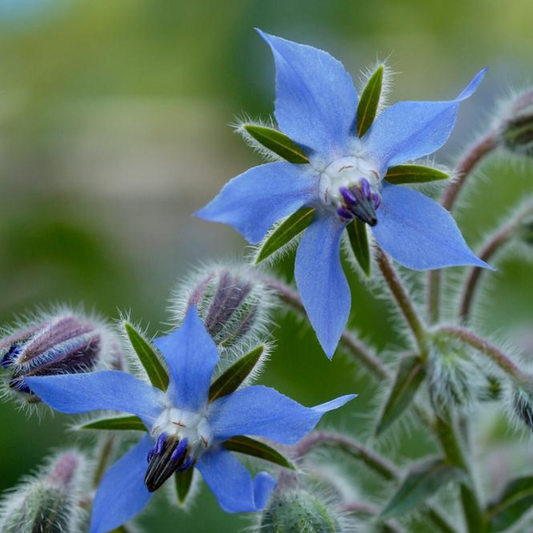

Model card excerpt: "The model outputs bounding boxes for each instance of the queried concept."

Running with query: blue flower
[196,30,491,358]
[26,308,355,533]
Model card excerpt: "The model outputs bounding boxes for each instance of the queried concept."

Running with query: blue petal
[26,371,164,426]
[372,184,492,270]
[196,446,276,513]
[209,385,355,444]
[195,162,317,244]
[364,69,487,172]
[89,435,153,533]
[295,215,350,358]
[258,30,358,158]
[153,307,218,411]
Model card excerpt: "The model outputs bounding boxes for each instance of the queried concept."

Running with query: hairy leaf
[79,415,146,432]
[346,218,371,276]
[487,476,533,532]
[385,165,449,185]
[223,436,295,469]
[357,65,384,137]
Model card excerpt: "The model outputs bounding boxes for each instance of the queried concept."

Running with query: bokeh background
[1,0,533,531]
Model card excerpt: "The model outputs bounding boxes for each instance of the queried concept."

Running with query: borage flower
[26,308,355,533]
[196,30,491,357]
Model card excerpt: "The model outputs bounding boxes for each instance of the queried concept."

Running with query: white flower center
[319,156,381,209]
[151,406,213,456]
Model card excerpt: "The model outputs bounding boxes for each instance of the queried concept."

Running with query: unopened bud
[257,488,348,533]
[499,90,533,157]
[171,264,274,350]
[0,309,123,402]
[512,386,533,431]
[0,450,86,533]
[428,347,479,412]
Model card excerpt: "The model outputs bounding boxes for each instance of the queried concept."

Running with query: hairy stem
[297,431,459,533]
[342,501,408,533]
[434,412,486,533]
[264,277,391,380]
[437,325,531,384]
[376,249,427,355]
[427,132,499,323]
[92,436,116,488]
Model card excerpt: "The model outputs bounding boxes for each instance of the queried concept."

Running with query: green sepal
[375,355,426,436]
[123,322,169,391]
[346,218,371,276]
[384,165,449,185]
[79,415,146,432]
[487,476,533,532]
[381,458,466,519]
[243,124,309,164]
[357,65,384,137]
[254,207,315,265]
[223,436,295,470]
[174,467,195,506]
[208,345,264,402]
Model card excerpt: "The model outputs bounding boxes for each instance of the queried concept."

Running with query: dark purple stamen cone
[338,178,381,226]
[145,436,193,492]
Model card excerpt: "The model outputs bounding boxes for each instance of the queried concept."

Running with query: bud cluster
[0,309,123,403]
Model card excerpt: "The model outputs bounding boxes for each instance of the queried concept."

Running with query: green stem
[427,132,498,323]
[434,412,486,533]
[92,435,116,488]
[376,249,427,355]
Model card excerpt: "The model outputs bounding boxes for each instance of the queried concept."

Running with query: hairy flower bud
[170,264,274,351]
[512,386,533,431]
[0,309,124,402]
[428,346,480,412]
[257,488,349,533]
[0,450,86,533]
[499,89,533,156]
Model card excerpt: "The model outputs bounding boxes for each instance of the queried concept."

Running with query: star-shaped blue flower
[26,308,355,533]
[196,30,490,358]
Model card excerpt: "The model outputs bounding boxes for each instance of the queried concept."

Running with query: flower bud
[499,89,533,156]
[512,386,533,431]
[428,346,480,413]
[0,309,124,402]
[257,488,348,533]
[0,450,86,533]
[171,264,274,351]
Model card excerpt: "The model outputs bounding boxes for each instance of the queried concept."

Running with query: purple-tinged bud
[499,89,533,157]
[0,450,86,533]
[170,264,274,352]
[0,309,124,403]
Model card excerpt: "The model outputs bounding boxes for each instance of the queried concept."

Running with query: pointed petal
[195,162,317,244]
[209,385,355,444]
[295,215,350,358]
[372,185,492,270]
[258,30,358,158]
[153,307,218,411]
[26,371,164,426]
[89,436,153,533]
[196,447,276,513]
[364,69,486,172]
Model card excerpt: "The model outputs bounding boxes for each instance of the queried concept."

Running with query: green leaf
[375,355,426,436]
[357,65,384,137]
[123,322,169,391]
[223,436,295,470]
[254,207,315,265]
[79,415,146,432]
[384,165,449,185]
[381,458,466,519]
[208,345,264,402]
[174,467,194,506]
[346,218,371,276]
[243,124,309,164]
[487,476,533,532]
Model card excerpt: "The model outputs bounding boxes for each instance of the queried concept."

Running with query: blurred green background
[1,0,533,531]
